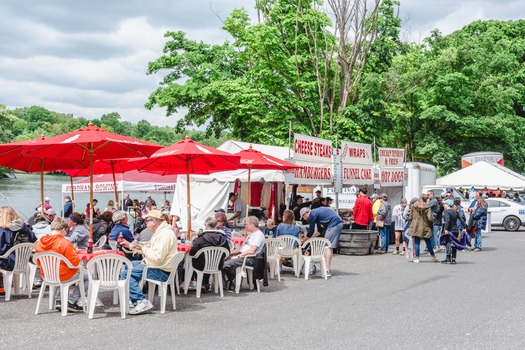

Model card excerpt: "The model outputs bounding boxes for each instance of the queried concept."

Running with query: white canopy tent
[436,161,525,190]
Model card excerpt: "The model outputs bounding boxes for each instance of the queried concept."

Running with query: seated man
[189,217,230,292]
[34,217,86,313]
[222,216,265,288]
[120,210,178,315]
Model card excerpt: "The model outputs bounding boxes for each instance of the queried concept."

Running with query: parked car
[485,198,525,231]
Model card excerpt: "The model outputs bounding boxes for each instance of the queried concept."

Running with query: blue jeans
[432,225,441,248]
[475,229,483,249]
[379,225,390,252]
[414,237,435,258]
[121,260,169,303]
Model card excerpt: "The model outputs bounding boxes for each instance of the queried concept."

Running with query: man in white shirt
[228,192,246,222]
[222,216,265,287]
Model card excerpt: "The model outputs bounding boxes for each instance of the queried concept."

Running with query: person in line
[120,210,178,315]
[109,211,134,243]
[228,192,246,222]
[214,211,232,241]
[63,196,73,218]
[392,198,407,255]
[426,190,444,253]
[222,216,265,289]
[189,217,230,293]
[440,199,468,264]
[323,197,334,207]
[310,190,324,209]
[375,193,392,254]
[471,197,488,252]
[371,193,381,249]
[300,206,343,277]
[66,212,89,249]
[407,194,439,263]
[290,195,309,221]
[122,194,133,211]
[34,217,86,312]
[352,187,374,230]
[402,197,419,258]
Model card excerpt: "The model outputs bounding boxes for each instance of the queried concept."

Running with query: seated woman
[32,213,52,240]
[66,212,89,249]
[189,217,230,292]
[0,206,38,272]
[275,210,300,238]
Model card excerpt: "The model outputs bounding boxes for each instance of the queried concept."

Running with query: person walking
[392,198,407,255]
[407,194,439,263]
[440,199,467,264]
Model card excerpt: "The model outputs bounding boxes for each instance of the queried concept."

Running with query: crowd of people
[0,186,493,314]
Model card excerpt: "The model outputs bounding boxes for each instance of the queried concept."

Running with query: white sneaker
[129,299,153,315]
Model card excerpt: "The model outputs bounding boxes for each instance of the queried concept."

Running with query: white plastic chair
[0,243,36,301]
[232,231,243,237]
[184,247,229,298]
[85,255,132,319]
[33,252,86,316]
[93,236,107,251]
[141,252,185,313]
[235,254,260,294]
[277,235,301,277]
[108,240,118,251]
[265,238,282,281]
[299,237,331,280]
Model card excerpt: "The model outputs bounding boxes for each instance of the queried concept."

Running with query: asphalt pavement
[2,228,525,349]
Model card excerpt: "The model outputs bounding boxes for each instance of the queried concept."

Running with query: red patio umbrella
[234,145,300,235]
[0,135,88,214]
[132,136,241,237]
[19,123,163,251]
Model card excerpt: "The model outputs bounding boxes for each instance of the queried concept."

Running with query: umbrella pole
[69,176,75,212]
[88,152,94,253]
[186,164,191,240]
[40,159,45,215]
[244,166,252,237]
[111,163,119,206]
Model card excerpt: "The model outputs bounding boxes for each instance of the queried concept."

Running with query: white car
[484,198,525,231]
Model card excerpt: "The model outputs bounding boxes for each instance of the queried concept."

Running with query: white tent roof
[217,140,293,160]
[437,161,525,190]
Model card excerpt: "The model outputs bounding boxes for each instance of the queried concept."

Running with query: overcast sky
[1,0,524,128]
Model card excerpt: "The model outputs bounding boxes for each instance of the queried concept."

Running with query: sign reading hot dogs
[293,133,333,163]
[340,141,373,165]
[380,168,405,187]
[378,147,405,167]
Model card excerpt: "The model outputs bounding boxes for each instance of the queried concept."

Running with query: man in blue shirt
[300,207,343,277]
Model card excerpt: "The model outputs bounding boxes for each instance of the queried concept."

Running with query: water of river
[0,173,169,221]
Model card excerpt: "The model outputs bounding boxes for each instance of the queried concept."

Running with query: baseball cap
[214,208,226,213]
[326,197,333,202]
[446,188,454,194]
[370,193,379,199]
[44,197,50,202]
[294,195,304,201]
[443,199,454,207]
[300,207,310,219]
[46,208,56,216]
[440,192,448,198]
[143,210,163,220]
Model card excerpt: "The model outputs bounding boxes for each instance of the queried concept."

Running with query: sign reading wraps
[340,141,373,165]
[378,147,405,167]
[380,167,405,187]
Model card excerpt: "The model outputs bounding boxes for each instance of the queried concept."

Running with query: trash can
[338,229,379,255]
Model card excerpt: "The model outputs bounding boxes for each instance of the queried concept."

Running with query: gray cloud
[0,0,523,127]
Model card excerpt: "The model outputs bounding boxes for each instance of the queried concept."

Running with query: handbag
[376,220,384,228]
